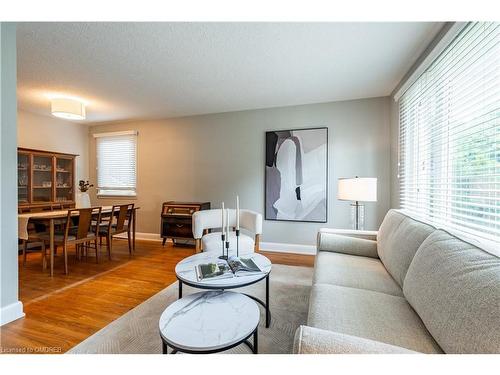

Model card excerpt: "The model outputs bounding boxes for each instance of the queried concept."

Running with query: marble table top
[159,291,260,352]
[175,252,272,288]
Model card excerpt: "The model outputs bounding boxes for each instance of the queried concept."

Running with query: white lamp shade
[51,98,86,120]
[338,177,377,202]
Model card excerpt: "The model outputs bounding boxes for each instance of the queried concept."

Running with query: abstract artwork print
[265,128,328,222]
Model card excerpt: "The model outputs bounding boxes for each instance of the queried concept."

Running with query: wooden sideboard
[18,148,78,210]
[161,201,211,246]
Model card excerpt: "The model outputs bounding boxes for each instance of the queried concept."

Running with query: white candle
[221,202,225,233]
[226,208,230,240]
[236,195,240,230]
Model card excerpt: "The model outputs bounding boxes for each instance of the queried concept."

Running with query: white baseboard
[114,232,163,242]
[260,242,316,255]
[115,231,316,255]
[0,301,25,326]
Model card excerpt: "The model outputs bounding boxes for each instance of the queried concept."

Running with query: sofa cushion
[307,284,443,353]
[403,230,500,353]
[293,325,418,354]
[313,251,403,297]
[377,210,435,287]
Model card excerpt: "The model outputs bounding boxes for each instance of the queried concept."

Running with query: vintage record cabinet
[161,201,211,246]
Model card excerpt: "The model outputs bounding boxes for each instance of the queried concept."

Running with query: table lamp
[338,177,377,230]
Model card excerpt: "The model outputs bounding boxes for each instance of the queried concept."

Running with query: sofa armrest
[293,326,418,354]
[317,230,378,258]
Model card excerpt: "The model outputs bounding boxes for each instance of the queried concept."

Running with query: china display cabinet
[17,148,78,210]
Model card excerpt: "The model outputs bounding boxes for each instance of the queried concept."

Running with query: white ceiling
[17,22,443,123]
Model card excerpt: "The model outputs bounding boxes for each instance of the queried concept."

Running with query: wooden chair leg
[94,239,99,263]
[127,230,132,254]
[63,244,68,275]
[22,240,27,266]
[107,234,112,260]
[42,241,47,271]
[50,242,54,277]
[254,234,261,252]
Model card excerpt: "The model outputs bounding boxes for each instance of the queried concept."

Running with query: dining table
[18,206,139,276]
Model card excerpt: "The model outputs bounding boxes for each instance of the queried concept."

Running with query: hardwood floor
[0,240,313,354]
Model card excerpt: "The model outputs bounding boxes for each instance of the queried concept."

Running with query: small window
[94,131,137,197]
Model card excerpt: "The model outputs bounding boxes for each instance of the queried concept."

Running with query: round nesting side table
[159,291,260,354]
[175,252,272,327]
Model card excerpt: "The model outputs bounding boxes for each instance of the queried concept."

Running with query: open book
[195,256,263,281]
[226,256,262,276]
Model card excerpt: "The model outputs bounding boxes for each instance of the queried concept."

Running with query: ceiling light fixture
[51,97,86,120]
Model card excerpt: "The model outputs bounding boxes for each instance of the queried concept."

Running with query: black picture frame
[265,127,328,223]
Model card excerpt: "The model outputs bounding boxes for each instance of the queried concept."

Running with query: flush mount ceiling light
[51,97,86,120]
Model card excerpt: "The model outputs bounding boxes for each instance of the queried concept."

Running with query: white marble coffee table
[175,252,272,327]
[159,291,260,354]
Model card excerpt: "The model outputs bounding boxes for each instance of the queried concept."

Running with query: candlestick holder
[219,233,227,260]
[235,229,240,257]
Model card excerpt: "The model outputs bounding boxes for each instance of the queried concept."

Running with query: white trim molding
[114,232,163,242]
[259,242,316,255]
[0,301,25,326]
[115,232,317,255]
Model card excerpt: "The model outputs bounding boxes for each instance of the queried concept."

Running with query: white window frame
[94,130,138,198]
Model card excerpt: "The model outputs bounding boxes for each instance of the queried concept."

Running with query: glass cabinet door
[18,152,30,204]
[32,154,53,203]
[55,156,73,203]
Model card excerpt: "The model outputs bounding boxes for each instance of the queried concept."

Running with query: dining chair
[19,205,54,269]
[20,234,47,269]
[39,207,102,275]
[98,204,134,259]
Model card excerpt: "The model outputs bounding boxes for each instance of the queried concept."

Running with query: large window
[94,131,137,197]
[399,22,500,242]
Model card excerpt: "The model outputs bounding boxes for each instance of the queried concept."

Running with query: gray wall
[89,97,391,246]
[1,23,23,325]
[18,109,89,183]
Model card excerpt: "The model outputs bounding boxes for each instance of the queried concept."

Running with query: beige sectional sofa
[293,209,500,354]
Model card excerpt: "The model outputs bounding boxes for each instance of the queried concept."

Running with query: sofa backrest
[377,209,435,287]
[403,230,500,353]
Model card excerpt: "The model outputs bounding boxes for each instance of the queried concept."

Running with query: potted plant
[76,180,94,208]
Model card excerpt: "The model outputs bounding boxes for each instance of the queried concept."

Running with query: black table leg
[162,341,169,354]
[178,279,183,299]
[253,328,258,354]
[265,274,270,328]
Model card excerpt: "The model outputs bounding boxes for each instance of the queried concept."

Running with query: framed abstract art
[265,127,328,222]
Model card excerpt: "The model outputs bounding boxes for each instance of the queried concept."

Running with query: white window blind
[95,131,137,196]
[399,22,500,242]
